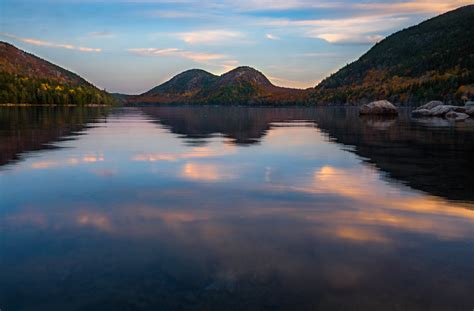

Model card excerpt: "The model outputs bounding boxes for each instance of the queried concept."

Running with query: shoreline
[0,103,111,107]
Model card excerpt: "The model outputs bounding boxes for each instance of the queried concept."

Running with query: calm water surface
[1,106,474,310]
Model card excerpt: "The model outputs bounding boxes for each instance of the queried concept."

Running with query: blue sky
[0,0,470,93]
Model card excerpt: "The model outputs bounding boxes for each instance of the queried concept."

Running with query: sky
[0,0,471,94]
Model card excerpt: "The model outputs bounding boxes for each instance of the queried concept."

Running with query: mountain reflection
[0,107,108,166]
[141,106,320,145]
[2,106,474,201]
[312,108,474,202]
[142,106,474,201]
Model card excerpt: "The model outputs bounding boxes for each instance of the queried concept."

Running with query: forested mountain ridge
[146,69,218,95]
[137,69,219,103]
[129,66,310,105]
[0,41,115,105]
[313,5,474,105]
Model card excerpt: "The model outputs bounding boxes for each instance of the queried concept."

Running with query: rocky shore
[411,101,474,121]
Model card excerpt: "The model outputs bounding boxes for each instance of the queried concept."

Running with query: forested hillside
[0,42,115,105]
[313,5,474,105]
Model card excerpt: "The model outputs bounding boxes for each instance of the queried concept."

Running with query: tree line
[0,72,115,105]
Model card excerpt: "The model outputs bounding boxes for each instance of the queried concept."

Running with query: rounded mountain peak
[220,66,273,87]
[147,69,217,95]
[175,69,214,78]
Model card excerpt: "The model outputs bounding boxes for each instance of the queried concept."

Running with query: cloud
[316,33,384,44]
[353,0,471,15]
[251,0,470,44]
[303,16,405,44]
[129,47,181,56]
[265,33,280,40]
[128,47,238,70]
[219,60,239,72]
[120,0,335,10]
[77,212,113,232]
[181,162,235,182]
[132,146,237,162]
[176,30,242,44]
[259,14,409,44]
[123,0,469,13]
[87,31,116,38]
[128,47,225,62]
[298,52,347,58]
[149,9,210,18]
[30,160,61,170]
[267,75,316,89]
[179,51,226,62]
[137,0,469,46]
[30,154,105,170]
[0,32,101,52]
[216,0,341,11]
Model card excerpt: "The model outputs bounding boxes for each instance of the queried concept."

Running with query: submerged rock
[359,100,398,115]
[417,100,444,110]
[445,111,470,121]
[413,117,452,127]
[465,101,474,107]
[453,106,466,113]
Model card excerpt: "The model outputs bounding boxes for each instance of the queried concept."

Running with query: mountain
[130,66,309,105]
[313,5,474,105]
[111,93,136,105]
[140,69,218,103]
[0,41,115,105]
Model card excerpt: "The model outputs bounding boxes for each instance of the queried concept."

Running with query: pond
[1,106,474,310]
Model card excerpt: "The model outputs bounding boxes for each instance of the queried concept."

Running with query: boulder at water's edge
[359,100,398,115]
[445,111,470,121]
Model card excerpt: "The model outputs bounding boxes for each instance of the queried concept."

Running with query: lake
[1,106,474,310]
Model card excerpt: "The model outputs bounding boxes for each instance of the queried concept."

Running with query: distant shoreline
[0,103,110,107]
[0,102,436,108]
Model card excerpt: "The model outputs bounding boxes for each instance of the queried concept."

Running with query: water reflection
[141,106,320,145]
[143,106,474,201]
[313,108,474,202]
[1,107,474,310]
[0,106,108,166]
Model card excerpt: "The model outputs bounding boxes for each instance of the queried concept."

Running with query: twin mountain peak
[134,66,306,105]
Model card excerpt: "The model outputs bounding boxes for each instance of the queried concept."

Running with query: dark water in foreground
[1,106,474,310]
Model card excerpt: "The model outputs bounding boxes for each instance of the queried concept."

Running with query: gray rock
[411,108,432,117]
[411,104,459,118]
[445,111,470,121]
[465,107,474,116]
[417,100,444,110]
[359,100,398,115]
[465,101,474,107]
[429,105,455,117]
